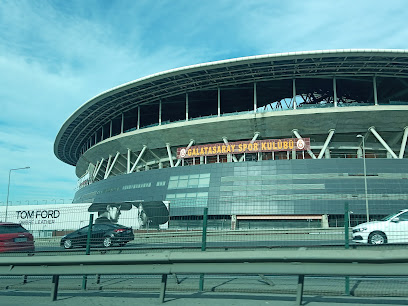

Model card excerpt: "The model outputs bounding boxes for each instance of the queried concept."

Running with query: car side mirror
[391,217,400,223]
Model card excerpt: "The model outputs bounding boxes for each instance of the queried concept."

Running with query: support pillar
[121,113,124,134]
[293,79,297,109]
[217,88,221,117]
[159,100,162,125]
[373,76,378,105]
[137,106,140,129]
[369,127,397,158]
[318,129,335,159]
[186,92,189,121]
[127,149,131,173]
[399,126,408,158]
[130,145,147,173]
[293,129,316,159]
[333,77,337,107]
[166,143,174,167]
[253,82,257,113]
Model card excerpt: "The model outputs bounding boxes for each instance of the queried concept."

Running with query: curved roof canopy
[55,49,408,166]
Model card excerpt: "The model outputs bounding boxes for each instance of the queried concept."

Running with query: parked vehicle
[60,223,134,249]
[352,209,408,244]
[0,223,35,252]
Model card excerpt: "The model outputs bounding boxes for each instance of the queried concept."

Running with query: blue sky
[0,0,407,205]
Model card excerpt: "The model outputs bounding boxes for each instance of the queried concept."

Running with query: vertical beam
[399,126,408,158]
[373,76,378,105]
[368,127,398,158]
[121,113,124,134]
[110,120,113,137]
[94,132,97,145]
[295,275,305,306]
[159,274,168,303]
[166,143,174,167]
[130,145,147,173]
[137,106,140,129]
[159,100,162,126]
[253,82,257,113]
[51,275,59,301]
[333,76,338,107]
[292,129,316,159]
[186,92,189,121]
[175,139,195,167]
[127,149,131,173]
[217,88,221,117]
[293,79,297,110]
[318,129,335,159]
[101,126,104,141]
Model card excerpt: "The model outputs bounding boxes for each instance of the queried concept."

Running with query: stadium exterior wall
[73,158,408,220]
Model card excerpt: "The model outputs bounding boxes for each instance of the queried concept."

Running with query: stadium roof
[55,49,408,166]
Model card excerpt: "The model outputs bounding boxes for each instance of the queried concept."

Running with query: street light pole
[6,167,30,222]
[357,135,369,222]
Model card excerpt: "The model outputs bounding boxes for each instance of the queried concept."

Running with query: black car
[60,223,134,249]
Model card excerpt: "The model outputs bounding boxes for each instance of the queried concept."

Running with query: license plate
[14,237,27,243]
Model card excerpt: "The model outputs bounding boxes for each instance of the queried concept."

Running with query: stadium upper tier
[54,49,408,179]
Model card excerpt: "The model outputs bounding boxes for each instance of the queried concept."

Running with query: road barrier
[0,248,407,305]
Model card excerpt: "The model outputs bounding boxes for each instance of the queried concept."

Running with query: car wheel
[368,231,387,245]
[63,239,73,249]
[103,237,112,248]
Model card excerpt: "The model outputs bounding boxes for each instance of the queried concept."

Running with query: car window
[382,213,400,221]
[92,224,110,231]
[78,226,89,234]
[0,224,27,234]
[398,212,408,221]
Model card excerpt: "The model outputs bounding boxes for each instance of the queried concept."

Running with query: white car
[352,209,408,244]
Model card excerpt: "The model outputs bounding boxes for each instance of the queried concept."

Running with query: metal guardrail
[0,248,407,305]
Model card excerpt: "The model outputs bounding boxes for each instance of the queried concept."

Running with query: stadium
[54,49,408,229]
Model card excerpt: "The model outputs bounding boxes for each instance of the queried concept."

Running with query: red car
[0,223,35,253]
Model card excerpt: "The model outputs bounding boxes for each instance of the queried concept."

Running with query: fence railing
[0,248,407,305]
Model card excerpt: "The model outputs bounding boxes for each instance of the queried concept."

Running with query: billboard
[0,201,170,231]
[177,138,310,158]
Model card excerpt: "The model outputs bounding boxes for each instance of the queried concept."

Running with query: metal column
[137,106,140,129]
[127,149,131,173]
[175,139,195,167]
[159,100,162,125]
[253,82,257,113]
[121,113,124,134]
[293,79,297,110]
[333,77,337,107]
[373,76,378,105]
[223,137,238,162]
[399,127,408,158]
[217,88,221,117]
[292,129,316,159]
[318,129,335,159]
[369,127,397,158]
[166,143,174,167]
[130,146,147,173]
[186,93,189,121]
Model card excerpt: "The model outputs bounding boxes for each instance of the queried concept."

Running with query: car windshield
[0,224,27,234]
[381,212,401,221]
